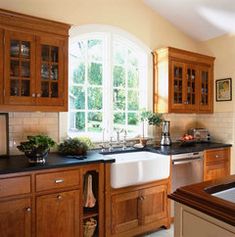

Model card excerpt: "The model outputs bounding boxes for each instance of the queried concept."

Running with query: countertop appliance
[160,121,172,146]
[188,128,210,142]
[171,151,204,216]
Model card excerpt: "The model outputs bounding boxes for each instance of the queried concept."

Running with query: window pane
[88,62,102,85]
[70,41,85,59]
[70,86,85,109]
[128,49,138,67]
[128,112,138,125]
[88,87,102,110]
[88,112,102,132]
[113,43,125,65]
[75,112,85,131]
[73,62,85,84]
[128,68,139,88]
[113,66,125,87]
[113,112,126,126]
[88,39,102,62]
[128,90,139,110]
[113,89,126,110]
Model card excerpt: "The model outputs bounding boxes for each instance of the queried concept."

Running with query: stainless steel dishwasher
[172,151,204,192]
[171,151,204,217]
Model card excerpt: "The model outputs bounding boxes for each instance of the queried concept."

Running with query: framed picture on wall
[216,78,232,102]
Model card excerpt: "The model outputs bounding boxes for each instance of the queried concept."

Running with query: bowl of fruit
[178,134,196,146]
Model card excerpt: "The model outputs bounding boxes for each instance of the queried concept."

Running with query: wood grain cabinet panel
[36,169,80,192]
[204,148,230,181]
[0,175,31,198]
[153,47,215,113]
[111,191,140,234]
[0,9,70,112]
[36,190,80,237]
[0,198,32,237]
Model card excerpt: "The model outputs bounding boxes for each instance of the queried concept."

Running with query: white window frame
[59,24,153,142]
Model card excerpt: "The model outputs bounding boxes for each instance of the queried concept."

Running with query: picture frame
[216,78,232,102]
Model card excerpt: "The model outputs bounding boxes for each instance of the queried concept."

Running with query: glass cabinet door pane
[42,45,50,61]
[21,61,30,78]
[41,82,49,97]
[201,71,209,105]
[51,82,58,98]
[10,60,19,77]
[41,63,49,79]
[21,41,30,58]
[51,47,58,62]
[173,65,183,104]
[10,80,20,96]
[10,40,20,57]
[51,65,58,80]
[21,80,30,96]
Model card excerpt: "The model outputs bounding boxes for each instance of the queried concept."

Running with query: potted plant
[140,110,164,145]
[17,135,56,164]
[58,137,94,156]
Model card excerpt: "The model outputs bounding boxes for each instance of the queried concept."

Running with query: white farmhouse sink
[105,151,170,188]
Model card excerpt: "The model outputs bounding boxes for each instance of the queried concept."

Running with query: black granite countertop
[146,142,232,155]
[0,142,231,174]
[0,151,115,175]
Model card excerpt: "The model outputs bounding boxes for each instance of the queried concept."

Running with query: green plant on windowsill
[139,110,164,145]
[17,135,56,164]
[58,137,94,156]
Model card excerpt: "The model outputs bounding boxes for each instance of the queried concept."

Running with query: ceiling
[144,0,235,41]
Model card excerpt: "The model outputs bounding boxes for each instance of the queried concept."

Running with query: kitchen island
[169,175,235,237]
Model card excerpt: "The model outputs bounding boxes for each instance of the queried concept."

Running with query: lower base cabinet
[0,198,32,237]
[105,163,171,237]
[36,190,80,237]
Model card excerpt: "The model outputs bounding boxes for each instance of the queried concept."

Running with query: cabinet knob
[37,93,41,97]
[32,93,36,97]
[26,207,31,212]
[57,195,62,200]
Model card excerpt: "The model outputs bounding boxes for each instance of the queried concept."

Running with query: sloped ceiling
[144,0,235,41]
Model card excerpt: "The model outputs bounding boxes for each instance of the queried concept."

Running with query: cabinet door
[198,66,213,113]
[169,61,186,112]
[140,185,168,225]
[0,198,32,237]
[184,65,197,112]
[204,148,230,181]
[111,191,140,235]
[36,190,79,237]
[36,36,66,107]
[4,30,36,105]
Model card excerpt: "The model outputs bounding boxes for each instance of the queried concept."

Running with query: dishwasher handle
[172,156,202,165]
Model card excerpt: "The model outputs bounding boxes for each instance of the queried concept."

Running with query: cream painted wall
[0,0,201,51]
[201,34,235,174]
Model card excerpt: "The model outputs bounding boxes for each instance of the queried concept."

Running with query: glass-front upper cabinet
[36,36,65,106]
[4,31,35,105]
[199,66,213,112]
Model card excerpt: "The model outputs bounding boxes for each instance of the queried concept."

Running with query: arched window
[69,25,150,141]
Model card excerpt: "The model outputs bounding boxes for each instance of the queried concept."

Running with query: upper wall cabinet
[0,9,70,112]
[153,47,215,113]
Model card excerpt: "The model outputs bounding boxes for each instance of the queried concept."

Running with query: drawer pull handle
[215,155,222,158]
[26,207,31,212]
[55,179,64,184]
[57,195,62,200]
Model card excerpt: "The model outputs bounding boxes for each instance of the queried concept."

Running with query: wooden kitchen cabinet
[204,147,231,181]
[0,198,32,237]
[0,163,104,237]
[0,9,70,111]
[153,47,215,113]
[36,190,80,237]
[105,163,171,237]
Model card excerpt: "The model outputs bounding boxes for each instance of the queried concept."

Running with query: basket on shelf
[83,218,97,237]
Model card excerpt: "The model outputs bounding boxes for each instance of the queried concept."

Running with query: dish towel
[83,174,96,208]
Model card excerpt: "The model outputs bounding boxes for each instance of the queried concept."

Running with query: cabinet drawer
[36,170,80,192]
[0,176,31,198]
[205,148,230,163]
